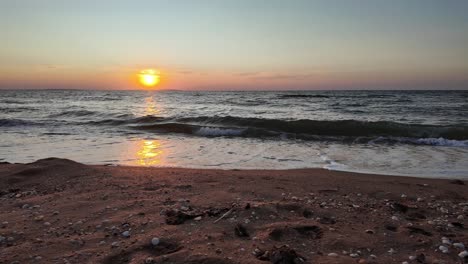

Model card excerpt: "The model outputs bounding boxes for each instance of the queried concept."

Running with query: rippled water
[1,90,467,178]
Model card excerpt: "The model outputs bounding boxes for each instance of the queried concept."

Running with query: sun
[138,69,160,87]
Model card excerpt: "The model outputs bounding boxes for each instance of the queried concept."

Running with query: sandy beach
[0,158,467,264]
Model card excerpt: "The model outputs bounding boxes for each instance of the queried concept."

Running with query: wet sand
[0,158,467,264]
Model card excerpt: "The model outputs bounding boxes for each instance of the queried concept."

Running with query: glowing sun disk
[138,69,160,87]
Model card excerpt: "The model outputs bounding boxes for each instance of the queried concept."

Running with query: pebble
[350,253,359,258]
[409,256,416,260]
[454,243,465,250]
[122,231,130,238]
[439,245,449,253]
[0,236,5,243]
[194,216,202,221]
[402,262,409,264]
[459,251,468,258]
[151,237,160,246]
[44,222,51,227]
[328,253,338,257]
[388,248,396,254]
[442,238,451,245]
[34,215,44,221]
[391,216,399,221]
[111,241,119,248]
[145,257,154,264]
[457,215,464,220]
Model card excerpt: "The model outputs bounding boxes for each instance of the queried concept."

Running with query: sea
[1,89,467,178]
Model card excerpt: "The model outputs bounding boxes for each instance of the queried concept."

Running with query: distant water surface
[1,90,467,178]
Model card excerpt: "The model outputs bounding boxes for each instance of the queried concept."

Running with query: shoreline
[1,158,468,263]
[69,162,468,180]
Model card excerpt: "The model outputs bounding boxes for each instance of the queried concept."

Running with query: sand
[0,158,467,264]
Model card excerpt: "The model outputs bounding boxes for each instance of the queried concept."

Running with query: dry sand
[1,158,467,264]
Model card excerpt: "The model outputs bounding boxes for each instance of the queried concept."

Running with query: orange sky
[1,1,467,90]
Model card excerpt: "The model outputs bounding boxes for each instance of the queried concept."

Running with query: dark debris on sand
[254,245,306,264]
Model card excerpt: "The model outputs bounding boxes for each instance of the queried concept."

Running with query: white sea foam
[194,127,246,137]
[414,137,468,147]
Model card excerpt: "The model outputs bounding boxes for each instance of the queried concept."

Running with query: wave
[0,100,26,104]
[103,115,468,145]
[49,110,98,117]
[0,118,36,127]
[3,113,467,146]
[278,94,330,99]
[48,110,136,120]
[0,106,37,113]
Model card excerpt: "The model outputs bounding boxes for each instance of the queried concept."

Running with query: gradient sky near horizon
[1,0,468,90]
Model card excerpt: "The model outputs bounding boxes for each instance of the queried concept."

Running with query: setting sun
[138,69,160,87]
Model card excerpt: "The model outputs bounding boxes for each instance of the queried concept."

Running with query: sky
[1,0,468,90]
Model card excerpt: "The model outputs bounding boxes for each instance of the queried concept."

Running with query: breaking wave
[97,115,468,146]
[3,114,467,146]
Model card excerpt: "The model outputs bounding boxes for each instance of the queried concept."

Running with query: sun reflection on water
[143,96,159,116]
[136,140,165,166]
[132,95,167,166]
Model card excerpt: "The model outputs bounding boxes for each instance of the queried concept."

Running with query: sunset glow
[138,69,160,87]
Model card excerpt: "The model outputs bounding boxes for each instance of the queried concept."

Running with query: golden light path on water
[136,140,164,166]
[133,94,167,166]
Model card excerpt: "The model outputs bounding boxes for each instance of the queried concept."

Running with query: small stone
[391,216,399,221]
[388,248,396,254]
[401,194,407,198]
[52,211,60,215]
[194,216,202,221]
[459,251,468,258]
[409,256,416,260]
[34,215,44,221]
[111,241,119,248]
[328,253,338,257]
[44,222,51,226]
[145,257,154,264]
[350,253,359,258]
[0,236,5,243]
[402,262,409,264]
[35,256,42,260]
[99,240,106,245]
[151,237,160,246]
[365,229,374,234]
[439,245,449,253]
[454,243,465,250]
[122,231,130,238]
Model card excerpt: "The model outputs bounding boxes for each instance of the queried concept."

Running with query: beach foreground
[0,158,467,264]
